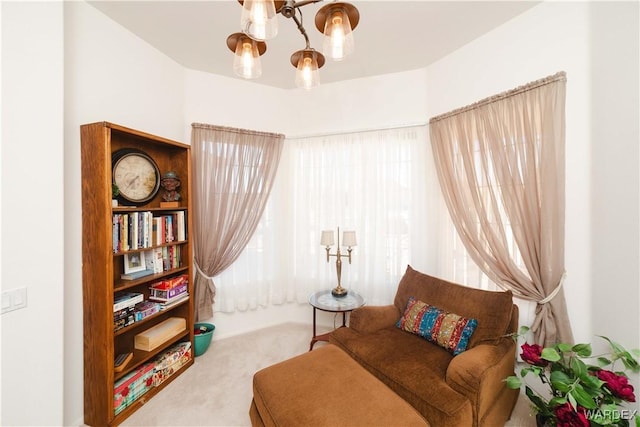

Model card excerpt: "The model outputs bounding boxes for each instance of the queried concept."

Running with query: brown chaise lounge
[330,265,520,426]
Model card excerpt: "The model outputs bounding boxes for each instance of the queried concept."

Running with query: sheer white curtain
[212,145,291,313]
[215,125,440,311]
[287,126,436,305]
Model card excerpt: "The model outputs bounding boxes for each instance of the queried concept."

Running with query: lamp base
[331,286,348,298]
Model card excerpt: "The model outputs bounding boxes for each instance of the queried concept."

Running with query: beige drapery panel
[191,123,284,321]
[429,72,573,346]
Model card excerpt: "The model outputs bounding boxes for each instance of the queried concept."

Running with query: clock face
[112,150,160,204]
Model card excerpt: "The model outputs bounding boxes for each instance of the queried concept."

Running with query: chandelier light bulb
[241,0,278,41]
[322,8,354,61]
[233,38,262,79]
[295,51,321,90]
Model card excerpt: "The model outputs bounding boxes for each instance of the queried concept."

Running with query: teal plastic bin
[194,323,215,357]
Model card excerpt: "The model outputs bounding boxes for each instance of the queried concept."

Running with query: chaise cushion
[330,325,473,427]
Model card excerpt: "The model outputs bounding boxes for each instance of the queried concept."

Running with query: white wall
[283,68,429,137]
[1,2,65,425]
[588,1,639,352]
[183,69,286,140]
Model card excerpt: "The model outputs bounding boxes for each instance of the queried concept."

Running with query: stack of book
[149,275,189,310]
[114,292,143,332]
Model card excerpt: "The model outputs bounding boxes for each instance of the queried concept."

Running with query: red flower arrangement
[506,327,640,427]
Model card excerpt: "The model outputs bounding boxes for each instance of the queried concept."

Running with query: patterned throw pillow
[396,297,478,355]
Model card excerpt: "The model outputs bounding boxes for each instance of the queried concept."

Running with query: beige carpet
[121,322,536,426]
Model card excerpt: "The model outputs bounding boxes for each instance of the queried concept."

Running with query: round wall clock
[112,148,161,204]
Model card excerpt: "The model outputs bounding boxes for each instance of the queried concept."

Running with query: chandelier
[226,0,360,90]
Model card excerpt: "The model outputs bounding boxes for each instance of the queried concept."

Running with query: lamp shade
[320,230,335,246]
[227,33,266,79]
[241,0,279,41]
[315,2,359,61]
[342,231,357,247]
[291,49,325,90]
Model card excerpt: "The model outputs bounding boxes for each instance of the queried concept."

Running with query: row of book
[112,211,187,253]
[113,275,190,332]
[120,246,182,281]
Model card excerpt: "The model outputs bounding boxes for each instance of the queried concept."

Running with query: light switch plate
[1,288,27,314]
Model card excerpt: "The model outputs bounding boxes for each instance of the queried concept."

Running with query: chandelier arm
[291,12,311,49]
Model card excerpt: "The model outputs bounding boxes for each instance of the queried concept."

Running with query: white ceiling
[88,1,539,89]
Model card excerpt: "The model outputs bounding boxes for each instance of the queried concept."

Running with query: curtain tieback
[194,261,215,281]
[538,271,566,304]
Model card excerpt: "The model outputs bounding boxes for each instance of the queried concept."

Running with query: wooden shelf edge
[113,206,188,213]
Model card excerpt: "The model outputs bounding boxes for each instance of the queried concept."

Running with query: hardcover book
[134,301,161,321]
[113,292,144,312]
[120,268,154,281]
[157,293,189,311]
[150,274,188,291]
[149,282,188,301]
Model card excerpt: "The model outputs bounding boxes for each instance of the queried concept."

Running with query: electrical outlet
[1,288,27,314]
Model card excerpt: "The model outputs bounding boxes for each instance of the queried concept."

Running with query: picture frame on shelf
[124,252,146,274]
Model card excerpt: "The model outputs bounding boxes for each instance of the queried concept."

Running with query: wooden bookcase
[81,122,194,426]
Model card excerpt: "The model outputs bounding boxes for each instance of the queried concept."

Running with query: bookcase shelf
[114,329,190,382]
[81,122,194,427]
[114,266,190,292]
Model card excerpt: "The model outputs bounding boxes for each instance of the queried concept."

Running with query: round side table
[308,289,365,351]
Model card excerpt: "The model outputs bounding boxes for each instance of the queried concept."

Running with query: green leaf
[572,343,592,357]
[570,384,597,409]
[598,357,613,367]
[557,343,572,352]
[581,374,604,390]
[525,386,551,416]
[598,335,626,355]
[542,347,561,362]
[550,370,572,392]
[634,414,640,427]
[621,351,640,372]
[519,325,530,335]
[567,392,577,409]
[571,357,587,378]
[505,376,522,389]
[549,396,567,407]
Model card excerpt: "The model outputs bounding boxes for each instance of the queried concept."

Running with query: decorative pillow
[396,297,478,355]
